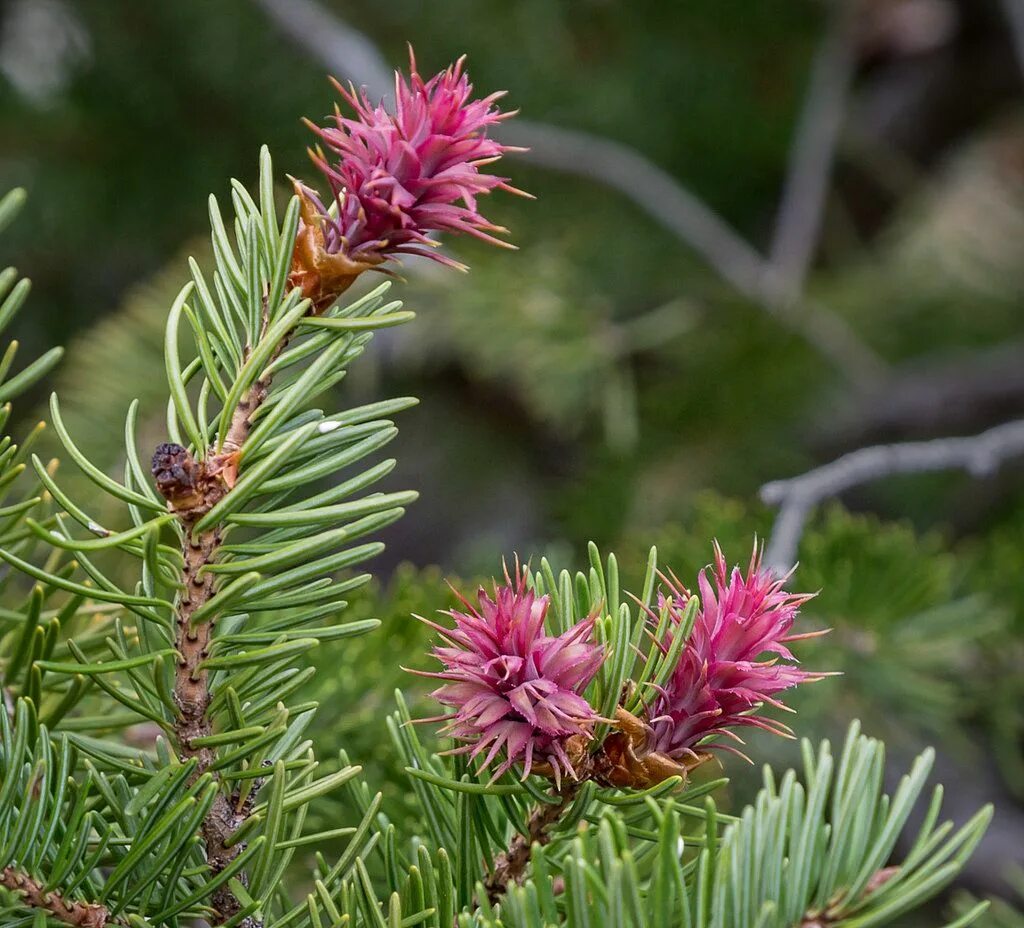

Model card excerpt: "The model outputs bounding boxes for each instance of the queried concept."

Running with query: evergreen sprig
[343,721,989,928]
[0,150,418,925]
[0,48,998,928]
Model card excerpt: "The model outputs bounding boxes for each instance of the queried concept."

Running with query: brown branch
[483,784,578,905]
[154,306,296,928]
[0,867,123,927]
[149,344,270,926]
[173,522,248,926]
[153,253,362,923]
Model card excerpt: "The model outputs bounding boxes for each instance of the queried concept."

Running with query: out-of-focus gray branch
[249,0,886,388]
[501,120,769,299]
[817,339,1024,449]
[253,0,393,96]
[768,0,857,299]
[501,122,885,385]
[761,418,1024,571]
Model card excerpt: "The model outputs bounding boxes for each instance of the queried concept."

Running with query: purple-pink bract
[420,567,605,782]
[647,544,824,761]
[302,48,522,269]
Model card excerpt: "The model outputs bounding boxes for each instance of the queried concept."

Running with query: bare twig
[173,524,247,926]
[505,123,884,384]
[248,0,886,388]
[502,120,770,297]
[761,418,1024,571]
[768,0,857,298]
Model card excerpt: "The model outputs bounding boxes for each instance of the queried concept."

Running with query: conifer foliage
[0,56,995,928]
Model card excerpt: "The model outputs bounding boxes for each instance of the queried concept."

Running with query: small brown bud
[151,443,204,510]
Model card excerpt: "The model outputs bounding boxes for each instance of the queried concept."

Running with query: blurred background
[2,0,1024,921]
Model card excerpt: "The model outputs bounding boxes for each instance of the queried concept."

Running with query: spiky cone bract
[291,48,526,311]
[415,565,606,785]
[643,543,827,766]
[416,543,825,794]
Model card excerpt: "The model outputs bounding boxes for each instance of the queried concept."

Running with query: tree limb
[814,339,1024,450]
[761,418,1024,571]
[502,120,771,298]
[153,304,297,928]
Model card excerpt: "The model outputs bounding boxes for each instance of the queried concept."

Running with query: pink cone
[646,543,826,761]
[300,48,525,271]
[417,565,605,782]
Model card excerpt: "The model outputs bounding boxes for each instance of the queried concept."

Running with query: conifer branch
[173,523,242,925]
[0,867,125,928]
[159,298,317,927]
